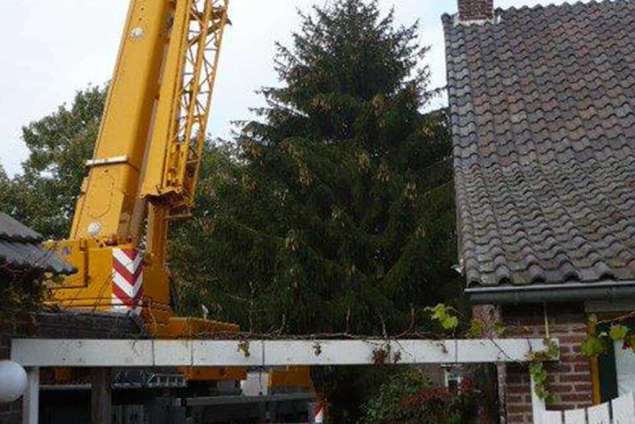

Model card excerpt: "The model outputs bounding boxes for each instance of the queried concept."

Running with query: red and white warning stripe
[112,248,144,315]
[314,403,324,423]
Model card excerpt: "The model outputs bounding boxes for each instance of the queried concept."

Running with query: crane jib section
[141,0,230,215]
[71,0,229,243]
[52,0,230,320]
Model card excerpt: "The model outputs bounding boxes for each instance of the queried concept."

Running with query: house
[0,213,144,424]
[0,212,71,422]
[444,0,635,422]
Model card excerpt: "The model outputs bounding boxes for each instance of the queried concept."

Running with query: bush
[360,368,478,424]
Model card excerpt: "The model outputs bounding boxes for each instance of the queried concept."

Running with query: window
[444,367,463,394]
[598,321,635,401]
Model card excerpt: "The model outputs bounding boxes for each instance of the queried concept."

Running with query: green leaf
[467,319,484,338]
[426,304,459,332]
[442,316,459,331]
[529,362,550,401]
[609,325,629,342]
[581,335,607,357]
[494,321,506,337]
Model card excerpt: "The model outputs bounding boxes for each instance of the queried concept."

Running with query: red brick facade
[500,304,594,424]
[458,0,494,21]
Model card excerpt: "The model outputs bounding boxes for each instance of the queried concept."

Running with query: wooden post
[22,367,39,424]
[91,368,112,424]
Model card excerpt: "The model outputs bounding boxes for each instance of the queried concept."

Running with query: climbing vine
[581,314,635,358]
[528,363,551,402]
[425,304,560,403]
[526,339,560,403]
[425,304,460,333]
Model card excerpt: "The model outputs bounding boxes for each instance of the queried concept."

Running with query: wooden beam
[91,368,112,424]
[21,367,39,424]
[11,338,557,367]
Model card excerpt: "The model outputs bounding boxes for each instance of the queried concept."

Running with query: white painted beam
[22,367,39,424]
[530,371,547,424]
[11,338,557,368]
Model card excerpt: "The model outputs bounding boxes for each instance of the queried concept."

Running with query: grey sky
[0,0,581,176]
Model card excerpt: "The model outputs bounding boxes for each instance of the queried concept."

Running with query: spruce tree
[171,0,459,335]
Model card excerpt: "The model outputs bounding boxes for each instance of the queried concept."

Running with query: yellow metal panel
[50,244,118,311]
[163,317,240,339]
[141,261,171,315]
[182,367,247,382]
[47,240,87,288]
[71,0,172,241]
[269,367,313,390]
[164,317,246,382]
[74,165,138,241]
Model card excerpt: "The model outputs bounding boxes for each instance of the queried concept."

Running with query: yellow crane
[52,0,227,325]
[49,0,238,381]
[47,0,311,389]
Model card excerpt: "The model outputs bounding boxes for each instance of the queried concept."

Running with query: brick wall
[501,303,593,424]
[458,0,494,21]
[36,312,145,339]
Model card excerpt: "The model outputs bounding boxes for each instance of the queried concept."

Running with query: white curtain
[614,341,635,395]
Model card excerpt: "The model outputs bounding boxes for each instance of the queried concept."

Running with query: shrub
[360,368,478,424]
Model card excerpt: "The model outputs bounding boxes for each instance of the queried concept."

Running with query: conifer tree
[171,0,459,335]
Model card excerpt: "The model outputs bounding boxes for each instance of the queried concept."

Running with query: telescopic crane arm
[49,0,315,390]
[52,0,231,334]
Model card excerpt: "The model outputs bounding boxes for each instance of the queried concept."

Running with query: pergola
[11,337,554,424]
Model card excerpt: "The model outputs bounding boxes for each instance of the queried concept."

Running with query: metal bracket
[86,155,128,168]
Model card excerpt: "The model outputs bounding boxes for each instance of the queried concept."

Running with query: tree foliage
[1,86,106,238]
[360,369,478,424]
[171,0,459,335]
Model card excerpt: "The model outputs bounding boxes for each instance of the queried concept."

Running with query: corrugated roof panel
[0,213,75,276]
[0,239,75,275]
[0,212,42,242]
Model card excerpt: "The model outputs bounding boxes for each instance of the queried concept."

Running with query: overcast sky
[0,0,580,176]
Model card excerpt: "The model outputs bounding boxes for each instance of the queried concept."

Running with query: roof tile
[446,0,635,288]
[0,213,75,275]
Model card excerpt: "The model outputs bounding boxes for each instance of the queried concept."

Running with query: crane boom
[46,0,313,391]
[142,0,229,214]
[70,0,173,243]
[51,0,232,337]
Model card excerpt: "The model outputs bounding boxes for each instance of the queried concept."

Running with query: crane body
[50,0,236,355]
[46,0,312,390]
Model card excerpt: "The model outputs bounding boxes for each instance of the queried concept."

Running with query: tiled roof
[0,213,75,275]
[443,0,635,288]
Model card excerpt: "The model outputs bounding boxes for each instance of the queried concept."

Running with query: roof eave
[466,280,635,305]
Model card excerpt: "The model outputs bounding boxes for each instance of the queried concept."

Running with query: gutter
[466,280,635,305]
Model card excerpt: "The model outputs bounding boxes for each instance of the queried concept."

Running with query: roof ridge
[442,0,633,20]
[499,0,632,14]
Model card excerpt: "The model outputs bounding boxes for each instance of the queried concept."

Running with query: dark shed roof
[444,0,635,289]
[0,213,75,275]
